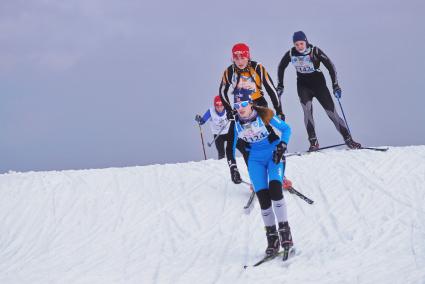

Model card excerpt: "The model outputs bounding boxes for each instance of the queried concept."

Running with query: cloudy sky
[1,0,424,173]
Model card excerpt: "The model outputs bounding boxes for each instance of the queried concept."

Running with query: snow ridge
[0,146,424,284]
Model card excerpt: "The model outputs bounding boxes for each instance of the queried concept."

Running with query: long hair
[252,105,274,125]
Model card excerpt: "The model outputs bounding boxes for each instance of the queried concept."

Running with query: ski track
[0,146,424,283]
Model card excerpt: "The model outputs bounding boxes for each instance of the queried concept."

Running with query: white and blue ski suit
[226,112,291,192]
[226,109,292,228]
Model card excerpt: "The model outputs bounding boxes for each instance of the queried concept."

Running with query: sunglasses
[234,101,250,109]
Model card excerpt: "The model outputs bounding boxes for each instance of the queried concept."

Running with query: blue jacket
[226,113,291,165]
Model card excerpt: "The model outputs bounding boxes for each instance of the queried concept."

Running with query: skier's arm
[317,47,339,87]
[225,120,242,184]
[225,120,238,167]
[270,115,291,144]
[259,64,282,115]
[277,51,291,89]
[199,109,211,125]
[219,68,233,114]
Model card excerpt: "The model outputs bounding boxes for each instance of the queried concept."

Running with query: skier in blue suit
[226,88,293,257]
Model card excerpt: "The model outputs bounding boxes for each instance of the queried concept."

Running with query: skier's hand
[276,109,286,121]
[272,142,287,164]
[229,164,242,184]
[226,109,236,120]
[195,114,204,125]
[277,85,284,97]
[333,84,342,99]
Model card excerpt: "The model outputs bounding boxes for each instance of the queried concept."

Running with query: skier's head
[293,31,308,53]
[232,43,250,70]
[233,88,254,118]
[213,95,224,113]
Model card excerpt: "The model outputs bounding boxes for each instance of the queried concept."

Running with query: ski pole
[336,97,352,136]
[197,123,207,160]
[287,186,314,204]
[207,120,231,147]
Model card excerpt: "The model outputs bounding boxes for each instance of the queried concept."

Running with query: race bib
[237,118,269,143]
[232,74,257,92]
[291,55,315,74]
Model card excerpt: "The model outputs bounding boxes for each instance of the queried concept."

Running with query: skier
[277,31,361,151]
[226,88,293,257]
[195,96,231,159]
[219,43,284,121]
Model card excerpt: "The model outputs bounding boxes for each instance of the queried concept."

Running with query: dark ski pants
[297,82,350,141]
[214,134,227,159]
[217,133,248,162]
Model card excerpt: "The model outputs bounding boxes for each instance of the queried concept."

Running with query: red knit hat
[214,95,223,107]
[232,43,250,60]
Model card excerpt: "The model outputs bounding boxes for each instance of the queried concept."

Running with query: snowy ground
[0,146,424,284]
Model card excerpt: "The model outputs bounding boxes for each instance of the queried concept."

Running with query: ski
[359,146,389,152]
[285,143,346,157]
[287,186,314,204]
[244,247,296,268]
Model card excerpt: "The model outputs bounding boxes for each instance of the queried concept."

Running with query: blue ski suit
[226,112,291,192]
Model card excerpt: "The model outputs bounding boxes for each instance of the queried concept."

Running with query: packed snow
[0,146,424,284]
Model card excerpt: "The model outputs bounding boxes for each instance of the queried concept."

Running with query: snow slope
[0,146,424,284]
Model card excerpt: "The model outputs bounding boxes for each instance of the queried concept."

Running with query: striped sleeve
[259,64,282,114]
[219,67,233,114]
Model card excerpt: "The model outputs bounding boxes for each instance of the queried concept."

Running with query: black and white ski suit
[277,44,350,141]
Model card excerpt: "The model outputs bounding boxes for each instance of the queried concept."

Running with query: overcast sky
[1,0,424,173]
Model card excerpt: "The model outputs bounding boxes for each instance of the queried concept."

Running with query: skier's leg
[268,160,293,249]
[214,134,226,159]
[249,158,279,256]
[315,87,361,148]
[298,85,318,149]
[315,86,350,139]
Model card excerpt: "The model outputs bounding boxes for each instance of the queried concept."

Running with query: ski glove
[276,109,286,121]
[226,109,236,120]
[277,85,284,97]
[195,114,205,125]
[229,164,242,184]
[272,142,287,164]
[333,84,342,99]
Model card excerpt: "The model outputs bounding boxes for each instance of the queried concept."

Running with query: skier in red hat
[219,43,284,121]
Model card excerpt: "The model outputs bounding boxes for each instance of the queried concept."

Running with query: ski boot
[278,222,293,249]
[265,226,280,257]
[344,136,362,149]
[308,137,320,152]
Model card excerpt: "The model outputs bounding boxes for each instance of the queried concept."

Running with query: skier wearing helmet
[219,43,284,121]
[277,31,361,151]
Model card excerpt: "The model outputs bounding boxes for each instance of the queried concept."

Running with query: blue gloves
[333,84,342,99]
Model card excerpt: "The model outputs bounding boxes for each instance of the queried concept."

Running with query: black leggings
[256,180,284,210]
[214,134,227,159]
[297,82,350,140]
[218,133,249,162]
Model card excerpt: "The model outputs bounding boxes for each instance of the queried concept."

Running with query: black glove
[229,164,242,184]
[195,114,204,125]
[276,85,284,97]
[276,109,285,121]
[332,83,342,99]
[272,142,287,164]
[226,109,236,120]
